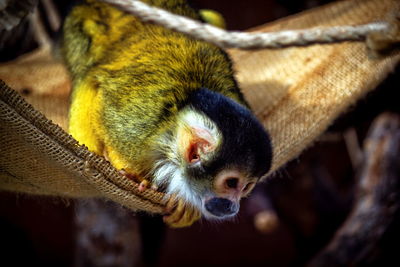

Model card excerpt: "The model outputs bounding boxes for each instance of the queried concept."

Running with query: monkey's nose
[205,197,238,217]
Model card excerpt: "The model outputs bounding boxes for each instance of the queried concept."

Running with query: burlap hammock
[0,0,399,214]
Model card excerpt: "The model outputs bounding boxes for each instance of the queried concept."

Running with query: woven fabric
[0,80,167,213]
[228,0,400,174]
[0,0,399,213]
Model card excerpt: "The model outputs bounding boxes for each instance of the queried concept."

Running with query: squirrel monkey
[62,0,272,228]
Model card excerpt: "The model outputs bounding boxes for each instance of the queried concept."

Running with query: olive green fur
[62,0,247,178]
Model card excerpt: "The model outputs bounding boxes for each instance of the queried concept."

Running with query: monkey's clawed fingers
[138,180,149,192]
[119,170,158,192]
[163,196,201,228]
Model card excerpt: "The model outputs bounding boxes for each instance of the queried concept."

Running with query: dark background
[1,0,399,266]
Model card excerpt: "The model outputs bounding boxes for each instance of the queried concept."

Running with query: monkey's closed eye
[243,182,255,193]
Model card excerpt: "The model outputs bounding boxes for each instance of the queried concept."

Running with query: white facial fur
[151,107,222,213]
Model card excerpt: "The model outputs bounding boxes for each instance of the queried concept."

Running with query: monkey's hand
[119,169,156,192]
[163,195,201,228]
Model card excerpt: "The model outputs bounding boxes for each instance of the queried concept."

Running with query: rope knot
[367,11,400,57]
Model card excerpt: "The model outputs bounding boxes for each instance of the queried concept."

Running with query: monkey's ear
[177,126,217,164]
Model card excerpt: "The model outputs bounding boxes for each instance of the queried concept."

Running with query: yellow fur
[62,0,246,227]
[63,0,243,175]
[68,80,102,154]
[200,9,226,29]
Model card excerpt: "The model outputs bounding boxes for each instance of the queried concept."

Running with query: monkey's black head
[153,88,272,219]
[188,88,272,178]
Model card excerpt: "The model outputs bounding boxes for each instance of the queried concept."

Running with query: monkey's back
[63,0,246,175]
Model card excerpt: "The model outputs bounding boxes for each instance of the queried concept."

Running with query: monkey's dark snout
[205,198,238,217]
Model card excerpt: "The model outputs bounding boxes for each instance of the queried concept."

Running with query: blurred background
[1,0,399,266]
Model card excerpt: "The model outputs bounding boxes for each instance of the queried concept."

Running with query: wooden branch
[308,113,400,267]
[343,127,363,170]
[74,199,142,267]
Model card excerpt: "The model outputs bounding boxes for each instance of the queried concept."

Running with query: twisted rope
[102,0,391,50]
